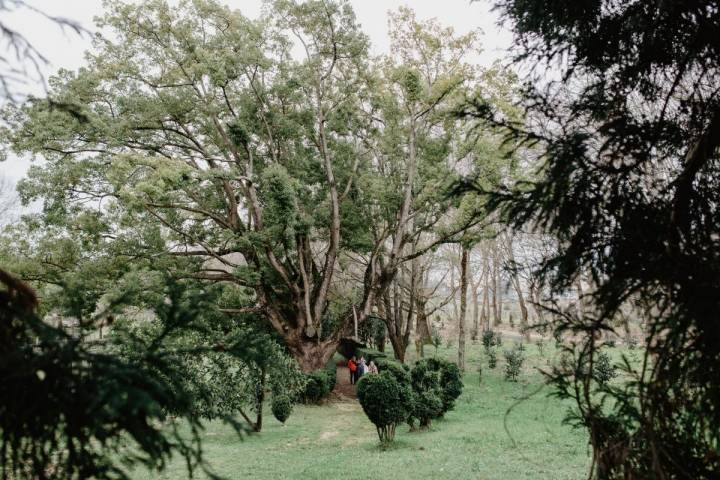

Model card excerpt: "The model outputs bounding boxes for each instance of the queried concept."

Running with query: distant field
[128,340,613,480]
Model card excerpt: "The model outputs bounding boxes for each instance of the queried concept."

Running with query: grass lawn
[129,339,607,480]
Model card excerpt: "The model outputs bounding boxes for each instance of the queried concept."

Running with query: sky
[0,0,513,188]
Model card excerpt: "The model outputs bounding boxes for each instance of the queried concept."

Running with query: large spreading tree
[1,0,508,370]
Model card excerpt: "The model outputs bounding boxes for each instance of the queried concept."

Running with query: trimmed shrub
[421,357,463,414]
[409,359,444,428]
[356,371,413,444]
[504,349,524,382]
[376,358,411,385]
[301,370,333,403]
[300,357,337,403]
[271,394,292,424]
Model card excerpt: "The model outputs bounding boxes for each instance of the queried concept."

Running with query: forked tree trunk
[286,337,338,372]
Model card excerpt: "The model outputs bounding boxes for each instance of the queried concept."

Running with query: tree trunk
[529,282,544,324]
[286,337,338,373]
[504,233,529,341]
[414,296,431,358]
[482,256,490,331]
[492,245,500,326]
[458,246,469,373]
[471,278,480,341]
[512,275,529,341]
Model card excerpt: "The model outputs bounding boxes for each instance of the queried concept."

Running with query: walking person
[367,360,378,374]
[357,356,367,380]
[348,356,358,385]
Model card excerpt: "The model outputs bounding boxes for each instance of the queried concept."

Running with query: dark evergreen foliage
[409,359,446,428]
[271,395,293,424]
[461,0,720,477]
[0,270,247,479]
[356,372,413,444]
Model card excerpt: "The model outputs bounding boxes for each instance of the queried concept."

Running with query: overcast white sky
[0,0,513,187]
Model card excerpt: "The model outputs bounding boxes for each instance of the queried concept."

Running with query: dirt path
[332,365,357,400]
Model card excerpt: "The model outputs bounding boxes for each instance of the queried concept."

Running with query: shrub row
[356,357,463,444]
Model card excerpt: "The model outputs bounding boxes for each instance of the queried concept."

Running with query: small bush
[482,330,495,352]
[271,394,292,424]
[536,338,545,356]
[487,348,498,369]
[429,358,463,414]
[516,341,526,352]
[605,339,616,348]
[409,360,445,428]
[356,372,413,444]
[301,370,333,403]
[593,352,617,385]
[504,349,524,382]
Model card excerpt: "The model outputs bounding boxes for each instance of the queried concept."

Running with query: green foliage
[592,352,617,385]
[356,371,413,444]
[0,271,248,479]
[301,370,334,404]
[487,348,498,369]
[482,329,502,354]
[476,0,720,475]
[375,358,411,385]
[409,359,445,428]
[482,329,495,352]
[271,395,293,424]
[536,338,545,356]
[431,326,442,354]
[418,357,463,415]
[109,285,306,431]
[503,349,524,382]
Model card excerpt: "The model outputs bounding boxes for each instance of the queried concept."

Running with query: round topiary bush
[356,371,412,444]
[271,394,293,424]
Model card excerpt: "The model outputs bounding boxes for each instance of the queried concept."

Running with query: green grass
[129,340,602,480]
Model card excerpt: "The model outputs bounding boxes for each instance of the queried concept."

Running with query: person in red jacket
[347,356,358,385]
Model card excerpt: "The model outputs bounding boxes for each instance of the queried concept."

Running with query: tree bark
[482,255,490,331]
[471,275,480,341]
[458,245,469,373]
[492,244,500,326]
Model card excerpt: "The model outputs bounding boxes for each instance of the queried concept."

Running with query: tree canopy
[0,0,512,370]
